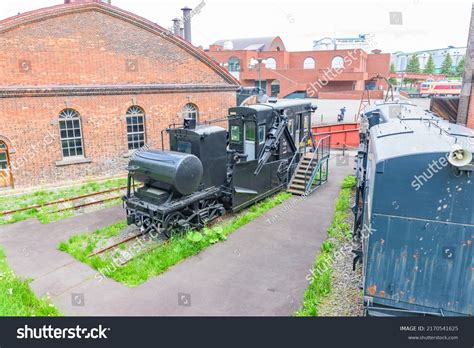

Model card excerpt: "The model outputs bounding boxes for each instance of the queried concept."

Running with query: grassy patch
[0,178,126,225]
[0,248,60,316]
[295,175,356,316]
[59,191,292,287]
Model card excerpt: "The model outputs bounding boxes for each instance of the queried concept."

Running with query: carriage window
[258,125,266,144]
[126,106,146,151]
[245,123,256,141]
[304,115,310,131]
[230,125,241,142]
[59,108,84,158]
[177,141,192,154]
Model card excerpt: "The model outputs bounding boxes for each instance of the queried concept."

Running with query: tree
[404,54,420,86]
[406,54,421,73]
[440,53,454,76]
[389,62,397,85]
[455,56,465,77]
[423,54,435,74]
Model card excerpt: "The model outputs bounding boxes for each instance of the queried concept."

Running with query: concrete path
[0,155,353,316]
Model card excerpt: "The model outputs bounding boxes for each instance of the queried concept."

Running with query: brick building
[206,36,390,99]
[0,0,239,189]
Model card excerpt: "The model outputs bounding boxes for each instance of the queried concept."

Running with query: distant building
[313,34,374,51]
[392,46,466,73]
[207,36,391,100]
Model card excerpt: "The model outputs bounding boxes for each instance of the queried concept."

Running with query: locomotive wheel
[163,211,186,239]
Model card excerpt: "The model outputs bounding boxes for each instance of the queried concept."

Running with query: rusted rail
[0,186,127,216]
[54,195,123,213]
[88,230,146,257]
[118,240,168,266]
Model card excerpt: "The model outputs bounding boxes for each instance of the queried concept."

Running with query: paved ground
[0,155,353,316]
[309,95,431,125]
[310,98,362,125]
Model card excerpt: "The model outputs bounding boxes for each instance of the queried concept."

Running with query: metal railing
[286,132,315,186]
[302,135,331,194]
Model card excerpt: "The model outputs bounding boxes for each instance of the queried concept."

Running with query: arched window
[59,109,84,158]
[265,58,277,70]
[303,57,315,69]
[0,140,12,188]
[126,106,146,150]
[182,103,199,120]
[331,56,344,69]
[228,57,240,72]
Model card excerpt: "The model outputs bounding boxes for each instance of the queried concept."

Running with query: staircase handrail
[286,133,309,186]
[303,135,331,192]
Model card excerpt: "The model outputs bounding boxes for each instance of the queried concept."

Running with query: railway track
[0,186,127,217]
[87,230,147,257]
[88,228,168,266]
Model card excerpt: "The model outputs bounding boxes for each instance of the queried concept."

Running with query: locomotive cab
[228,100,314,210]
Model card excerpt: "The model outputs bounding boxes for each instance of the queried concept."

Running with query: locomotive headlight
[448,144,473,167]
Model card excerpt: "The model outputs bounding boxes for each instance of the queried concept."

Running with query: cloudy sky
[0,0,472,53]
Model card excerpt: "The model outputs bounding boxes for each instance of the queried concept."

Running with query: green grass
[0,247,60,316]
[59,191,292,287]
[0,178,126,225]
[295,175,356,316]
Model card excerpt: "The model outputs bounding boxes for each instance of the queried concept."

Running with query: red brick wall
[0,92,235,188]
[0,11,229,86]
[466,85,474,129]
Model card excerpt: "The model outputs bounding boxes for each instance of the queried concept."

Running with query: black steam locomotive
[124,100,315,237]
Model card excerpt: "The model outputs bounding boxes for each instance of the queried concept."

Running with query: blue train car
[354,100,473,316]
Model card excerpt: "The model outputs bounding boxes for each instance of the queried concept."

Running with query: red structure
[207,36,391,99]
[312,123,360,149]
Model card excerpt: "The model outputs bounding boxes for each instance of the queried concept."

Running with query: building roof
[0,0,240,86]
[212,36,285,51]
[392,46,466,56]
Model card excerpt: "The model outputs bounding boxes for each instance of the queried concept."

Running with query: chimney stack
[181,6,192,43]
[172,18,181,37]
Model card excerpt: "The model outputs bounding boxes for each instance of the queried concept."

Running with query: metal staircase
[287,135,330,196]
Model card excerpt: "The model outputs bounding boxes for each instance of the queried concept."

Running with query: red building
[207,36,391,99]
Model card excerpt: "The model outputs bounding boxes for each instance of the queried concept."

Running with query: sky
[0,0,472,53]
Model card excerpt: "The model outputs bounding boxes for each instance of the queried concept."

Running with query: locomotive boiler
[124,100,315,238]
[353,100,473,316]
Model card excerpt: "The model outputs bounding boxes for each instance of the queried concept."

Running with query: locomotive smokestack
[172,18,181,37]
[181,6,192,43]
